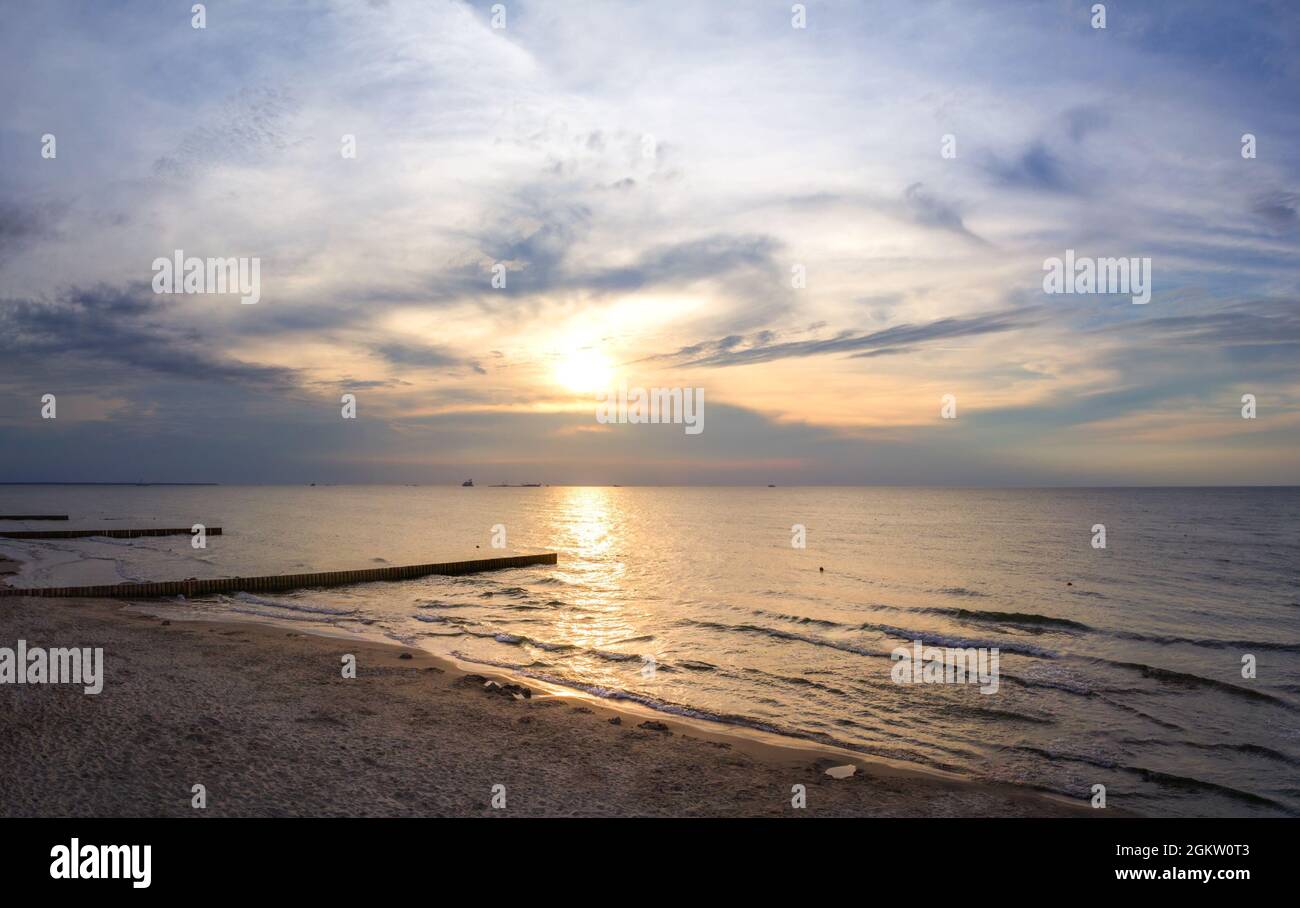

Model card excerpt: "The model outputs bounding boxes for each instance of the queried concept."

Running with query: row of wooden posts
[0,523,557,598]
[0,527,222,540]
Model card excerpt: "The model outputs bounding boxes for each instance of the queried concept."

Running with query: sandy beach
[0,568,1094,817]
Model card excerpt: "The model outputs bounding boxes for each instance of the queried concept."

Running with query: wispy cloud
[647,309,1039,368]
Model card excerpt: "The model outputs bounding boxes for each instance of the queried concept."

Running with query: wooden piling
[0,552,558,598]
[0,527,221,540]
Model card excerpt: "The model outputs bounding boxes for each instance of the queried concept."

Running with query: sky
[1,0,1298,485]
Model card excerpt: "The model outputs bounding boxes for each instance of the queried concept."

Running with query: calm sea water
[2,485,1297,817]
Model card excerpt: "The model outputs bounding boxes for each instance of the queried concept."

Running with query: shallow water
[2,484,1296,817]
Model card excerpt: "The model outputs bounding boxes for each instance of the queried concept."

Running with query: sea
[1,484,1296,817]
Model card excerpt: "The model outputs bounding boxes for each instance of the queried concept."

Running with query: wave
[444,652,1054,785]
[477,586,530,599]
[1094,658,1299,710]
[1131,767,1295,813]
[1010,745,1295,813]
[1094,694,1184,731]
[528,639,576,652]
[1108,629,1300,653]
[225,592,356,617]
[939,609,1091,631]
[864,602,1089,632]
[679,618,887,658]
[750,609,843,629]
[867,624,1059,659]
[587,650,643,662]
[218,604,354,624]
[449,651,785,731]
[444,624,632,656]
[939,703,1055,725]
[1118,738,1300,767]
[683,615,1060,660]
[411,613,478,628]
[740,666,851,696]
[866,602,1297,653]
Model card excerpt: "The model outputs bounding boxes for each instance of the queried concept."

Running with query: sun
[553,348,615,394]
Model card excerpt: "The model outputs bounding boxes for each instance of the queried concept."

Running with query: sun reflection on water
[544,487,643,679]
[556,486,616,558]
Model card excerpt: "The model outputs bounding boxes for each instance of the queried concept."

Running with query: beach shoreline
[0,561,1104,817]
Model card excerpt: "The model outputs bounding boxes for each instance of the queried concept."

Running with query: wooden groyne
[0,515,69,521]
[0,552,558,599]
[0,527,221,540]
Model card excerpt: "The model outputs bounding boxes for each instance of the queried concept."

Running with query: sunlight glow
[553,348,615,394]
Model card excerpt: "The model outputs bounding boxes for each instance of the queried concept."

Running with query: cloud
[1251,191,1299,231]
[982,142,1074,193]
[582,234,783,292]
[0,200,59,262]
[482,212,784,297]
[901,183,989,244]
[648,309,1038,368]
[1063,106,1109,142]
[152,86,302,180]
[0,284,299,389]
[374,341,486,374]
[0,0,1297,483]
[1092,301,1300,347]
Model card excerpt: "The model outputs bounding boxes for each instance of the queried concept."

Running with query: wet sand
[0,572,1099,817]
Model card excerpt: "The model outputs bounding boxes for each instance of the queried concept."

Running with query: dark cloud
[1251,191,1298,230]
[481,209,784,296]
[374,341,486,374]
[0,283,299,388]
[487,206,591,292]
[983,142,1073,193]
[311,377,412,391]
[902,183,988,244]
[583,234,782,292]
[1094,302,1300,346]
[0,200,59,262]
[646,309,1038,368]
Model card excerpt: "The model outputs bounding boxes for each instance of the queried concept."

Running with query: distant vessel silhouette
[462,479,474,487]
